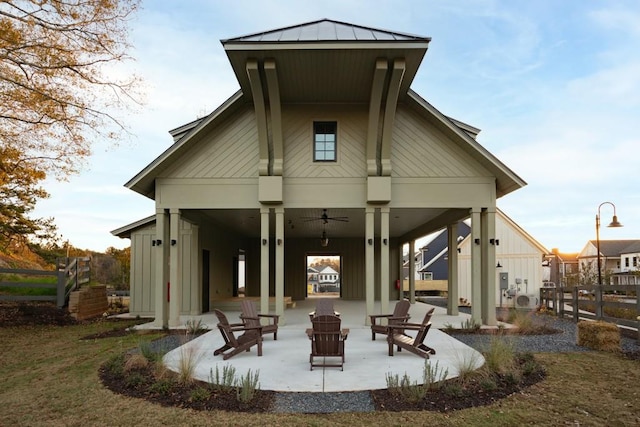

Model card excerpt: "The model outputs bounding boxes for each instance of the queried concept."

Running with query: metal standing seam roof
[221,18,430,43]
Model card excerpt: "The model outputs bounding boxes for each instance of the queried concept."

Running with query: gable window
[314,121,337,162]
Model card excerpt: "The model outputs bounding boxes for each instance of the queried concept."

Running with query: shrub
[209,364,237,391]
[423,360,449,391]
[483,336,516,374]
[103,353,125,378]
[461,318,481,332]
[138,339,167,363]
[236,369,260,403]
[149,378,175,396]
[176,344,203,384]
[189,386,211,403]
[123,353,149,372]
[577,320,620,352]
[185,319,207,336]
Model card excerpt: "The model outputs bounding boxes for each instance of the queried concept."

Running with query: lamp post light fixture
[595,202,623,286]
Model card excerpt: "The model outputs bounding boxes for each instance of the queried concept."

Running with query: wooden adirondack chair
[308,298,340,320]
[369,299,411,340]
[213,309,263,360]
[307,314,349,370]
[239,300,280,340]
[386,308,436,358]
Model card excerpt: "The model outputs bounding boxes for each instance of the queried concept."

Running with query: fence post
[595,285,603,320]
[558,287,565,318]
[636,284,640,343]
[573,286,579,323]
[56,268,65,308]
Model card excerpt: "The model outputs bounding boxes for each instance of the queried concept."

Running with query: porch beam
[481,208,497,325]
[264,59,283,176]
[365,207,375,324]
[168,208,182,328]
[153,208,169,328]
[380,207,390,314]
[366,59,387,176]
[380,58,405,176]
[274,207,285,322]
[408,240,416,304]
[246,59,269,176]
[447,222,459,316]
[260,207,270,316]
[470,208,482,324]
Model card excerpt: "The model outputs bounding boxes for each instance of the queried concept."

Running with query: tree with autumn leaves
[0,0,141,253]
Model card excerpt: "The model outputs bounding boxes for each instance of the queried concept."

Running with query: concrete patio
[134,299,490,392]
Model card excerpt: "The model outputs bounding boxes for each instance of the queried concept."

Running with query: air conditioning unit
[515,294,538,309]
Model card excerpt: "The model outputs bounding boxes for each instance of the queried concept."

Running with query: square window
[314,121,337,162]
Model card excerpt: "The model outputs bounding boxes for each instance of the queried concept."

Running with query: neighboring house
[307,266,319,293]
[418,223,470,280]
[457,209,550,307]
[577,239,640,284]
[112,19,525,327]
[547,249,579,287]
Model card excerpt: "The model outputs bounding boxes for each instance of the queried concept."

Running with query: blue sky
[32,0,640,253]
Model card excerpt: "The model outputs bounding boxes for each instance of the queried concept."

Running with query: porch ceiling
[187,208,466,241]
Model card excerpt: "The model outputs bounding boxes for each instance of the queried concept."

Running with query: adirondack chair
[307,314,349,370]
[386,308,436,358]
[213,309,263,360]
[308,298,340,320]
[239,300,280,340]
[369,299,411,340]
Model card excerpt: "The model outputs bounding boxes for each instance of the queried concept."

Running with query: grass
[0,321,639,426]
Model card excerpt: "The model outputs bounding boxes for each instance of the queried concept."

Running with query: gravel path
[450,316,639,354]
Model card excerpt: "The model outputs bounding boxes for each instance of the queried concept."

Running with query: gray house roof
[221,18,430,43]
[588,240,640,257]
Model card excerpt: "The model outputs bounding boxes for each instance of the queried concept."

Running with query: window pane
[313,121,337,162]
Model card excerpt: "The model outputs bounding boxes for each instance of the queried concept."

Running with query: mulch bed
[371,368,546,412]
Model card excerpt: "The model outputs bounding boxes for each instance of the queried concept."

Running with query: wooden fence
[540,285,639,340]
[0,257,91,308]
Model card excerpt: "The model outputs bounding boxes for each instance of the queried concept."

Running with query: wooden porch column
[365,207,375,324]
[408,240,416,304]
[168,208,182,328]
[153,208,169,328]
[470,208,482,324]
[274,207,285,322]
[481,208,497,326]
[380,207,390,315]
[260,207,270,317]
[447,222,459,316]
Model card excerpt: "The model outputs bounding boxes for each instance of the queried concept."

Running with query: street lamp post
[595,202,623,286]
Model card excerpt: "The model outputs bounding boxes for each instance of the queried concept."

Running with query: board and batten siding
[128,219,199,317]
[458,213,546,305]
[130,225,156,317]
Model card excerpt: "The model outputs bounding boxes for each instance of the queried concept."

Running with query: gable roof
[222,19,429,44]
[407,91,526,198]
[124,20,525,200]
[586,240,640,257]
[458,208,549,254]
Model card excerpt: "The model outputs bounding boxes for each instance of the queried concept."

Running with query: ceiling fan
[301,209,349,224]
